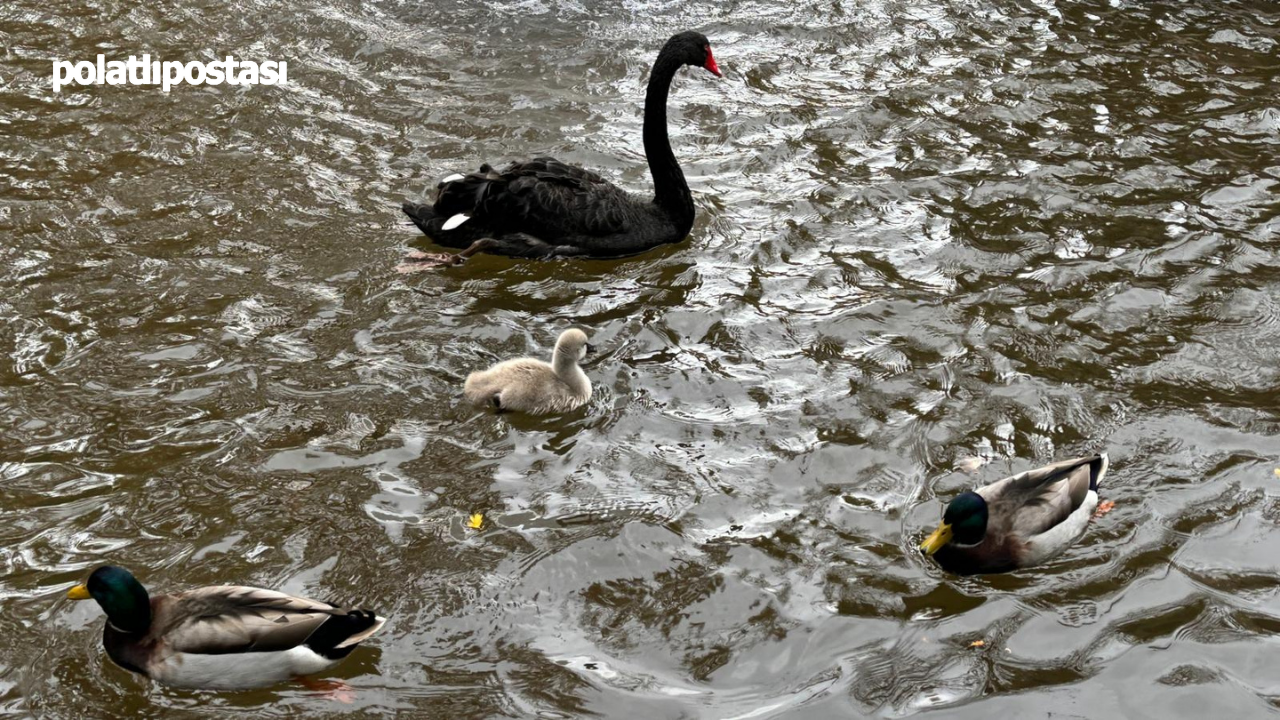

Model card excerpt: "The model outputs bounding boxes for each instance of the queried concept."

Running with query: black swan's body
[400,31,721,267]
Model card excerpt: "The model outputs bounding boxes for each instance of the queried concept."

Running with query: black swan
[399,30,722,269]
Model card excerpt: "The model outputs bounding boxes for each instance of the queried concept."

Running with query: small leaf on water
[466,513,484,529]
[1274,468,1280,478]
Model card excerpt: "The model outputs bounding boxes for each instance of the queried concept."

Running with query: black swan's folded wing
[433,157,636,240]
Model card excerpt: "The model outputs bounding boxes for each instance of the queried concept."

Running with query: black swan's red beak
[704,47,722,77]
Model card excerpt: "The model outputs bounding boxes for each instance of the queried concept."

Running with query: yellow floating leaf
[1274,468,1280,478]
[968,640,986,648]
[466,513,484,529]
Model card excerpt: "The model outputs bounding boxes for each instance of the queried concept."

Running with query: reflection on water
[2,0,1279,716]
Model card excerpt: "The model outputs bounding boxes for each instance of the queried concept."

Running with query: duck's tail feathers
[1089,453,1109,492]
[306,610,386,660]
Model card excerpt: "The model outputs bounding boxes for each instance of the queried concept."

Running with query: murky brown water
[2,0,1279,716]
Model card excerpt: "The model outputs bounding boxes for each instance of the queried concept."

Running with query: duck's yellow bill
[67,584,92,600]
[920,523,953,555]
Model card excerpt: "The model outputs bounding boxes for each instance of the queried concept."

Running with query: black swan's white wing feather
[437,157,634,239]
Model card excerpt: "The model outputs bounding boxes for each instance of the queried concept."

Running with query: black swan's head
[661,31,721,77]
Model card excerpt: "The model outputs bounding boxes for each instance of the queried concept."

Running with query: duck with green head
[920,454,1109,575]
[68,565,385,690]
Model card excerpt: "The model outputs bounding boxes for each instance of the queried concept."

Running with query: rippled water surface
[2,0,1280,716]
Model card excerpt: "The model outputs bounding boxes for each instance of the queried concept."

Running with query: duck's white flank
[1023,453,1108,565]
[155,646,337,690]
[1022,490,1098,566]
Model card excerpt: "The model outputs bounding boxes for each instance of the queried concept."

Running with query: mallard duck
[67,565,385,690]
[463,328,594,414]
[919,453,1109,575]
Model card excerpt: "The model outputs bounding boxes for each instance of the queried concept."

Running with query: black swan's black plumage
[401,31,721,265]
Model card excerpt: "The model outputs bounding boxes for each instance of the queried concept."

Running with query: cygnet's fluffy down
[463,329,593,415]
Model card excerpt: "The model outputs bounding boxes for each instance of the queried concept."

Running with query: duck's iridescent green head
[944,492,989,544]
[67,565,152,634]
[921,492,989,554]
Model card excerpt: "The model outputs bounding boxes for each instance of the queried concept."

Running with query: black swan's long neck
[643,53,694,236]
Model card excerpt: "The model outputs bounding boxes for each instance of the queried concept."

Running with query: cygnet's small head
[556,329,593,362]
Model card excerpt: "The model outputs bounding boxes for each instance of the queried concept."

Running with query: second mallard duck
[67,565,385,690]
[920,453,1109,575]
